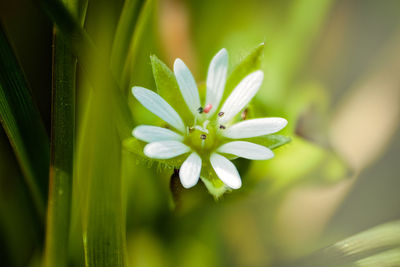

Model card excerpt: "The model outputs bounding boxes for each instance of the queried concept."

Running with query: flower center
[184,119,224,156]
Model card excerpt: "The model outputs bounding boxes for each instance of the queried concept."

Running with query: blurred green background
[1,0,400,266]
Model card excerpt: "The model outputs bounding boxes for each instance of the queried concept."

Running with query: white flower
[131,48,287,190]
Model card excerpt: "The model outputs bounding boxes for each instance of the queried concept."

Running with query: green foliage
[151,55,193,124]
[293,221,400,267]
[0,25,49,217]
[222,43,264,103]
[43,0,88,266]
[244,134,291,150]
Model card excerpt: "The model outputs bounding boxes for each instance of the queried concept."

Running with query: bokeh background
[1,0,400,266]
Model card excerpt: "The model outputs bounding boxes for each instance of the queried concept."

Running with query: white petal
[144,141,190,159]
[174,59,201,116]
[210,153,242,189]
[179,152,202,188]
[132,87,186,133]
[133,125,183,143]
[218,70,264,124]
[217,141,274,160]
[205,48,228,116]
[223,117,287,139]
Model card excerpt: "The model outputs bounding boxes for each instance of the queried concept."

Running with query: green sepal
[150,55,193,125]
[124,137,231,198]
[123,137,187,168]
[242,134,291,150]
[221,43,265,103]
[200,176,228,200]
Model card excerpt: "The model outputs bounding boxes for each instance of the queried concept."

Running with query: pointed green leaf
[222,43,264,103]
[123,137,187,169]
[151,55,193,125]
[244,134,291,150]
[111,0,144,80]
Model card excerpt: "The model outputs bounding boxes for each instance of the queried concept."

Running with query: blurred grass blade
[0,129,41,267]
[111,0,144,80]
[356,248,400,267]
[37,0,133,138]
[0,24,49,217]
[43,0,88,266]
[77,82,127,267]
[122,0,156,89]
[292,220,400,266]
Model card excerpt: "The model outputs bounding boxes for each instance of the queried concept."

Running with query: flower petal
[174,58,201,116]
[132,87,186,133]
[144,141,190,159]
[179,152,202,188]
[217,141,274,160]
[210,153,242,189]
[133,125,183,143]
[223,117,287,139]
[218,70,264,124]
[205,48,228,116]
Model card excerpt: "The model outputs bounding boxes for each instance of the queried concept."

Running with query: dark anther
[188,127,194,133]
[219,125,226,129]
[198,107,204,113]
[241,108,248,120]
[218,111,224,117]
[200,134,207,140]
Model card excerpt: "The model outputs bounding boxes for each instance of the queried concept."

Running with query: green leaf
[111,0,144,81]
[244,134,291,150]
[123,137,187,169]
[0,24,49,217]
[37,0,133,138]
[122,0,157,89]
[43,1,88,266]
[293,220,400,267]
[151,55,193,125]
[222,43,264,103]
[0,129,41,267]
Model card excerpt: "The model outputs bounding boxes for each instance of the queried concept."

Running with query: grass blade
[43,0,88,266]
[0,24,49,217]
[111,0,144,80]
[291,220,400,266]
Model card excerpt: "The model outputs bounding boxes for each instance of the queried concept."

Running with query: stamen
[200,134,207,140]
[241,108,248,120]
[198,107,203,113]
[203,104,212,113]
[219,125,226,129]
[218,111,224,117]
[188,127,194,133]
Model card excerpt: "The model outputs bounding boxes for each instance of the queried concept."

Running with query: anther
[218,111,224,117]
[200,134,207,140]
[198,107,203,113]
[188,127,194,133]
[241,108,248,120]
[219,125,226,129]
[203,104,212,113]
